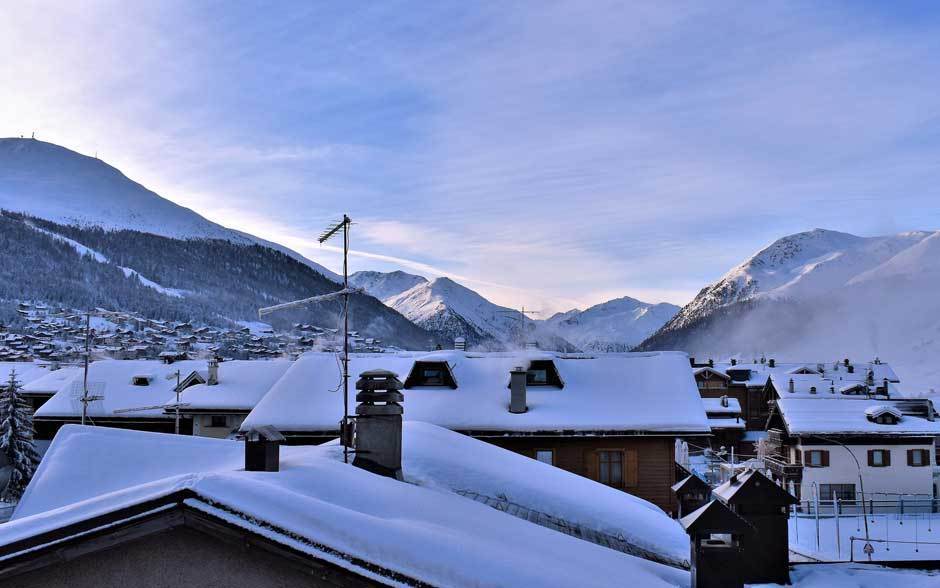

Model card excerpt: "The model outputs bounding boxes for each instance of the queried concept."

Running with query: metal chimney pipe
[510,367,527,414]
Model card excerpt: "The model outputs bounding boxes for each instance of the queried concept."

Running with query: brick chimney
[510,366,527,414]
[353,369,405,480]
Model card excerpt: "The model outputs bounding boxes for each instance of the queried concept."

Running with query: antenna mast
[257,215,355,463]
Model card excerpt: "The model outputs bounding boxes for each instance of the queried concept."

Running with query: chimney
[207,356,219,386]
[708,358,714,368]
[809,386,817,394]
[244,426,284,472]
[883,378,889,397]
[847,364,855,374]
[788,378,794,393]
[454,337,466,351]
[353,369,405,480]
[720,395,729,408]
[510,366,527,414]
[731,358,737,366]
[768,358,776,368]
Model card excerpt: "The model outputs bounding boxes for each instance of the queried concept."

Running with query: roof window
[404,361,458,389]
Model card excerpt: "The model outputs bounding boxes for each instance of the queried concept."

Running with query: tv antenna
[258,214,359,463]
[77,309,122,425]
[499,306,540,346]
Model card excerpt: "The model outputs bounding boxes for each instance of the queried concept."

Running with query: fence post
[814,483,821,551]
[834,492,841,559]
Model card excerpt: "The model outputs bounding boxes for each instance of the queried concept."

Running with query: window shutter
[885,451,891,467]
[867,450,874,467]
[625,449,638,488]
[821,450,829,467]
[908,450,914,466]
[584,449,598,480]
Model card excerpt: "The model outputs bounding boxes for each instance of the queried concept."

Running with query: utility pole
[342,214,351,465]
[173,370,181,435]
[82,313,89,425]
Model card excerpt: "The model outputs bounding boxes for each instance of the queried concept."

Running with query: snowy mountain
[653,228,931,335]
[349,270,428,302]
[353,270,673,351]
[384,277,521,346]
[0,139,438,348]
[639,228,940,391]
[0,138,340,282]
[545,297,679,352]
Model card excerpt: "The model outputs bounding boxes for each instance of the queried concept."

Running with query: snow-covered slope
[0,138,339,281]
[386,277,520,344]
[349,270,428,301]
[640,228,940,391]
[546,297,679,351]
[655,229,935,334]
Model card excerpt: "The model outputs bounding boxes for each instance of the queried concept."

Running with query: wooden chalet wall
[484,436,678,515]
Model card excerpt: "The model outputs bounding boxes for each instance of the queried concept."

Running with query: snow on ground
[0,138,340,282]
[118,266,186,298]
[752,563,940,587]
[790,513,940,562]
[26,219,187,298]
[242,350,711,433]
[5,424,690,588]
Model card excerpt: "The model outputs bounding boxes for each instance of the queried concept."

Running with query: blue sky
[3,2,940,313]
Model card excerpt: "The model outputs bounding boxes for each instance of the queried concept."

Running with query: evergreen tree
[0,371,40,502]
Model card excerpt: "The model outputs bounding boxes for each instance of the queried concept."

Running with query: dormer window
[865,405,902,425]
[526,360,563,388]
[404,361,458,389]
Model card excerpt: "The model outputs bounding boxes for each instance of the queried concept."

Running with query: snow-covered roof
[707,359,901,389]
[34,359,209,419]
[701,397,741,415]
[0,362,51,388]
[171,359,292,412]
[693,366,730,380]
[242,351,710,434]
[864,405,903,420]
[769,372,887,398]
[4,424,689,587]
[19,366,80,395]
[776,398,940,436]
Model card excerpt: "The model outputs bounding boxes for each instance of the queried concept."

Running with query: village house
[32,359,208,438]
[241,350,711,514]
[0,423,691,587]
[167,358,292,438]
[691,357,904,454]
[763,395,940,503]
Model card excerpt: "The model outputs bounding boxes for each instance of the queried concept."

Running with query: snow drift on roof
[242,351,710,433]
[776,398,940,436]
[6,424,689,588]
